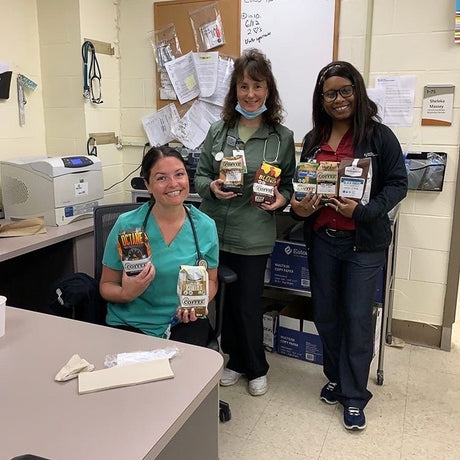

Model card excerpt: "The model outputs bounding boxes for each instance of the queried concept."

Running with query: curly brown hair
[222,48,284,127]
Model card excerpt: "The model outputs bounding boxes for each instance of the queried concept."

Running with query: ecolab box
[270,240,310,292]
[277,302,323,365]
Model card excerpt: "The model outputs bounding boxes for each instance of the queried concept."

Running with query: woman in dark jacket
[291,61,407,431]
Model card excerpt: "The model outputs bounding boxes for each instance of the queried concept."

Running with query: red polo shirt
[313,129,356,232]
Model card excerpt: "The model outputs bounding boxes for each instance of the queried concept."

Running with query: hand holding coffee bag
[317,161,339,204]
[219,156,244,195]
[293,161,318,200]
[338,158,372,203]
[177,265,209,317]
[118,228,152,276]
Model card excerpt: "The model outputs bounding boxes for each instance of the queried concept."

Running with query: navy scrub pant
[219,251,269,381]
[309,229,386,409]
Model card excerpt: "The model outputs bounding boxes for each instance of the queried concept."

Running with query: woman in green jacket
[195,48,295,396]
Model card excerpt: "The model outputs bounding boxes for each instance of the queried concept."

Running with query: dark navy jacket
[292,122,408,252]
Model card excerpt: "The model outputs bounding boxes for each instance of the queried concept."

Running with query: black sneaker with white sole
[343,406,366,430]
[320,382,339,405]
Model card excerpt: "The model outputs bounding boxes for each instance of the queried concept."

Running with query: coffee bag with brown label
[317,161,339,203]
[177,265,209,317]
[117,228,151,276]
[219,156,244,195]
[251,162,282,206]
[338,158,372,203]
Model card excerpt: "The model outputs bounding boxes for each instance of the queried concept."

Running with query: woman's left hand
[327,197,357,219]
[176,307,198,323]
[260,187,287,212]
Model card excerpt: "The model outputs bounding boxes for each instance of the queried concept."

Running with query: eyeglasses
[322,85,354,103]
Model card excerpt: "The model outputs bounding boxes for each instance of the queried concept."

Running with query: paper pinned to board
[0,216,46,237]
[78,358,174,394]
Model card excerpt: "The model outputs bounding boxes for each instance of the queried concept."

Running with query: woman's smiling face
[322,76,355,123]
[145,156,189,207]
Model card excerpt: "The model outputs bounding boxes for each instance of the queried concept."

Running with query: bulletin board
[153,0,240,111]
[153,0,339,143]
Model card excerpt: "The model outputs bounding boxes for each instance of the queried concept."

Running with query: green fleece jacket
[195,120,296,255]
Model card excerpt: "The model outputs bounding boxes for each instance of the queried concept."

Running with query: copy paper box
[276,301,323,365]
[269,240,310,292]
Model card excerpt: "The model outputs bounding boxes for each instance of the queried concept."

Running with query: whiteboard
[241,0,337,143]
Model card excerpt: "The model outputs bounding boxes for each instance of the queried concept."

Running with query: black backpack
[49,273,106,325]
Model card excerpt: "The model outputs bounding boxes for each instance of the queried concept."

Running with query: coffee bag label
[251,162,282,206]
[317,161,339,197]
[118,228,151,276]
[293,161,318,200]
[220,156,244,195]
[177,265,209,317]
[338,158,372,201]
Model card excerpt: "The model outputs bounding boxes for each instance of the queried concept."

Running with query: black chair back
[93,203,142,282]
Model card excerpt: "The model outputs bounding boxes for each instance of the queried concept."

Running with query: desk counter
[0,218,94,263]
[0,307,223,460]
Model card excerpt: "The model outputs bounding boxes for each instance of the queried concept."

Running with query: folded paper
[55,354,95,382]
[78,358,174,394]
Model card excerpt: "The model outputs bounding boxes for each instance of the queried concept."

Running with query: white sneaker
[248,375,268,396]
[220,368,242,386]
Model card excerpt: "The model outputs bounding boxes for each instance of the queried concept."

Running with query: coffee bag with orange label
[252,162,282,206]
[117,228,151,276]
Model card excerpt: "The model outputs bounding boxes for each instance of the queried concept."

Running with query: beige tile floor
[218,323,460,459]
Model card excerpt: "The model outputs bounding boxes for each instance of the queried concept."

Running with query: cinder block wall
[0,0,458,336]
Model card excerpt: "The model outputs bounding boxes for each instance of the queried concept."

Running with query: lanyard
[142,202,207,268]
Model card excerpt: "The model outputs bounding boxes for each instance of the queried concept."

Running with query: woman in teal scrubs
[100,146,219,345]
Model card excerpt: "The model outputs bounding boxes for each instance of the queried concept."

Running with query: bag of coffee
[219,156,244,195]
[317,161,339,203]
[293,161,318,200]
[177,265,209,317]
[251,162,282,206]
[117,228,151,276]
[338,158,372,203]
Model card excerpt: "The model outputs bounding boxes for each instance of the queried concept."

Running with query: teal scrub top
[102,202,219,337]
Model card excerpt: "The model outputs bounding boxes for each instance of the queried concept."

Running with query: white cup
[0,295,6,338]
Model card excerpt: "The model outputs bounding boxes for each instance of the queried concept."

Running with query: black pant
[220,251,269,380]
[309,229,386,409]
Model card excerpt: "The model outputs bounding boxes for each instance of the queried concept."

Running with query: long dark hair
[140,145,187,183]
[304,61,380,155]
[222,48,284,127]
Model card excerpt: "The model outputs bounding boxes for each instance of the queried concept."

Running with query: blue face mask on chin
[235,101,267,119]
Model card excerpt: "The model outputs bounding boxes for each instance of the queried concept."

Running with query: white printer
[0,155,104,226]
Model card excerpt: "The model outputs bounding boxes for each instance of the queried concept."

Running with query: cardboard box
[263,310,278,352]
[277,301,323,365]
[277,301,383,366]
[269,240,310,292]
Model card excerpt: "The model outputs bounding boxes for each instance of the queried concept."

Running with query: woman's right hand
[120,262,156,302]
[210,179,236,200]
[290,192,322,217]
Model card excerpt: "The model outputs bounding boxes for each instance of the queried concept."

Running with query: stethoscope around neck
[142,201,207,269]
[216,126,281,164]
